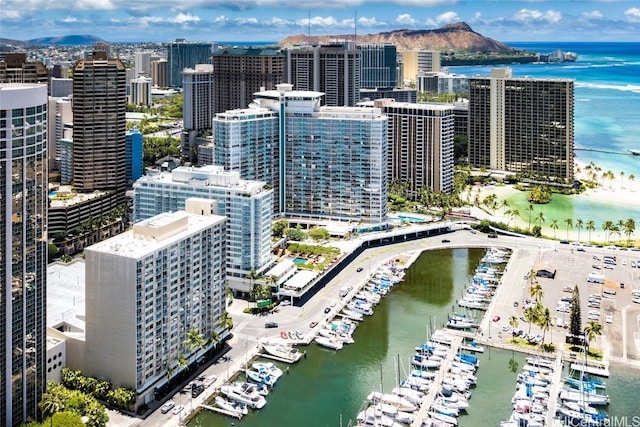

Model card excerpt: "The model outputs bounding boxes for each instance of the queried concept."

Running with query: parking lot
[488,242,640,364]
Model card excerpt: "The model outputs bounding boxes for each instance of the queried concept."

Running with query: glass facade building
[0,83,48,425]
[132,166,274,281]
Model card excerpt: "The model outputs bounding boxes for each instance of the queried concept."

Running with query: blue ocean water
[450,41,640,178]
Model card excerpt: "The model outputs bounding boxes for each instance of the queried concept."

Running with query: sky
[0,0,639,43]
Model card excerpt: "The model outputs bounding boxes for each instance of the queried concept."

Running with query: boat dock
[257,351,304,364]
[410,334,464,427]
[544,353,565,426]
[569,362,610,378]
[199,403,243,420]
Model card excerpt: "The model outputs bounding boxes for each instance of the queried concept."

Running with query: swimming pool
[293,257,308,266]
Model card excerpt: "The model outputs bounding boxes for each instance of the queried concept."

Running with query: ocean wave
[574,82,640,93]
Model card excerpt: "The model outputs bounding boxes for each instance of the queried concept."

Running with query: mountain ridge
[279,22,518,53]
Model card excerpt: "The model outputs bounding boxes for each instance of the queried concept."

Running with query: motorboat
[454,353,479,368]
[245,368,277,387]
[252,361,283,380]
[391,386,423,405]
[314,336,344,351]
[457,298,489,310]
[427,411,458,426]
[341,308,364,321]
[261,342,302,363]
[460,340,484,353]
[431,402,459,418]
[347,300,374,316]
[317,326,354,344]
[412,353,442,369]
[220,382,267,409]
[446,316,477,330]
[214,395,248,416]
[357,406,403,427]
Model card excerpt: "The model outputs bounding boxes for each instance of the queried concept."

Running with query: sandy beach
[469,161,640,243]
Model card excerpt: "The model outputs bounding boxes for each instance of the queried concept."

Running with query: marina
[187,246,638,427]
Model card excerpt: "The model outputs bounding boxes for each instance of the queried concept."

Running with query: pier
[544,353,565,426]
[199,403,243,419]
[410,334,463,427]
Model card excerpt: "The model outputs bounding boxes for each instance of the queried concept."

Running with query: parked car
[441,239,451,243]
[324,307,331,314]
[488,233,498,238]
[265,321,278,328]
[160,400,175,414]
[356,267,363,272]
[563,286,573,293]
[172,404,184,415]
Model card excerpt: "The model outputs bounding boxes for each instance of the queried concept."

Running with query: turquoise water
[293,257,308,266]
[188,247,640,426]
[503,189,639,241]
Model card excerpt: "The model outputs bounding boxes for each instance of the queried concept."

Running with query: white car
[606,313,613,324]
[160,400,175,414]
[633,297,640,304]
[622,259,627,265]
[172,404,184,415]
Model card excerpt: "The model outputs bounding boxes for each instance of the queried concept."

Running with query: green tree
[245,269,261,301]
[602,220,614,243]
[569,286,582,339]
[272,219,289,239]
[564,218,573,240]
[220,310,234,330]
[529,282,544,302]
[285,226,307,241]
[524,307,538,335]
[308,227,330,241]
[184,328,206,365]
[527,204,534,230]
[586,220,596,243]
[44,411,85,427]
[550,219,559,238]
[624,218,636,247]
[509,315,519,343]
[584,319,603,353]
[537,307,553,347]
[536,211,545,230]
[575,219,584,242]
[39,390,65,420]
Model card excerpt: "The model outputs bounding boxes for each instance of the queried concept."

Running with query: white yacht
[220,382,267,409]
[260,342,302,363]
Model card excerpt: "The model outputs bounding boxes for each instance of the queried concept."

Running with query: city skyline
[0,0,639,43]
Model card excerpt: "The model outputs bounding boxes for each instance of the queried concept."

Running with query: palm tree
[527,204,535,230]
[184,328,206,365]
[530,282,544,302]
[575,219,584,242]
[220,310,234,330]
[509,208,520,226]
[584,320,603,355]
[176,353,188,370]
[620,170,625,188]
[39,390,64,422]
[628,173,635,187]
[564,218,573,240]
[524,307,538,335]
[501,199,510,216]
[550,219,559,238]
[245,268,261,302]
[624,218,636,247]
[537,307,553,348]
[586,220,596,243]
[602,220,614,243]
[265,274,279,295]
[509,316,519,343]
[536,211,545,229]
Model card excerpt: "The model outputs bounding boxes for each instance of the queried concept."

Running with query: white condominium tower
[133,166,273,292]
[468,68,574,181]
[84,202,226,407]
[213,83,388,226]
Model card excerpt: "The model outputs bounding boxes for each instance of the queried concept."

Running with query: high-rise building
[0,83,48,425]
[50,78,73,97]
[126,127,143,184]
[133,166,274,293]
[468,68,574,180]
[212,46,285,114]
[358,44,397,89]
[167,41,211,88]
[285,43,360,107]
[151,59,168,88]
[84,203,227,407]
[417,71,468,96]
[214,84,388,225]
[374,99,455,196]
[400,50,440,83]
[181,64,214,160]
[129,76,152,106]
[134,51,151,77]
[0,53,48,85]
[72,51,127,193]
[47,96,72,169]
[183,65,214,131]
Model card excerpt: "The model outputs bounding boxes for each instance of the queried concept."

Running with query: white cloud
[625,7,640,23]
[513,8,562,24]
[295,16,354,28]
[214,15,229,23]
[235,17,258,24]
[581,10,603,20]
[169,12,200,24]
[424,10,460,27]
[358,16,383,27]
[396,14,417,26]
[62,16,79,23]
